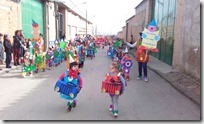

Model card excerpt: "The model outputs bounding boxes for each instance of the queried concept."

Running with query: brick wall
[173,0,200,81]
[126,8,146,43]
[0,0,21,42]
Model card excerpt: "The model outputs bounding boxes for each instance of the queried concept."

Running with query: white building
[46,1,93,44]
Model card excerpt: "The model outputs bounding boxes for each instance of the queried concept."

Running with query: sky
[63,0,143,35]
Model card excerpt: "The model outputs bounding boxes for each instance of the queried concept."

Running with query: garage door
[21,0,44,39]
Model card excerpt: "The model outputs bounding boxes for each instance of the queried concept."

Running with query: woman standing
[13,30,21,66]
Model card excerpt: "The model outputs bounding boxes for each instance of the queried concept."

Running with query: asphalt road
[0,46,200,120]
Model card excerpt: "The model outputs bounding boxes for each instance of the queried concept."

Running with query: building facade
[119,0,200,81]
[172,0,200,81]
[0,0,21,41]
[122,0,147,43]
[44,1,93,50]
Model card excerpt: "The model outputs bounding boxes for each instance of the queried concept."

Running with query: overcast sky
[64,0,143,35]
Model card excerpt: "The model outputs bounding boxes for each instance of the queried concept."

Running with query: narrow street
[0,46,200,120]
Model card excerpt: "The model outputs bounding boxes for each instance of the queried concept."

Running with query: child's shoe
[67,101,73,112]
[137,76,142,80]
[35,69,38,73]
[67,106,72,111]
[30,73,34,77]
[109,105,113,111]
[112,110,118,117]
[143,76,148,82]
[126,75,130,81]
[22,72,26,78]
[73,100,77,108]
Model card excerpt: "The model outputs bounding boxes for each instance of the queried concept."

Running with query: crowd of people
[0,31,108,77]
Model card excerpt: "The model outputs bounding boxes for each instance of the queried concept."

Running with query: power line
[69,0,86,15]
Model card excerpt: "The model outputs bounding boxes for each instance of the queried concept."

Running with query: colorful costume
[22,41,36,77]
[121,55,133,81]
[54,53,83,111]
[76,45,85,68]
[87,42,94,59]
[54,69,83,111]
[35,52,46,73]
[46,50,54,69]
[107,46,117,60]
[101,72,126,117]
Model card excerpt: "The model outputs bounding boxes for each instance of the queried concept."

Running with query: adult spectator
[13,30,21,66]
[3,34,13,68]
[0,33,4,70]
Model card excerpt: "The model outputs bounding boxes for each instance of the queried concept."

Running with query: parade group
[0,19,159,118]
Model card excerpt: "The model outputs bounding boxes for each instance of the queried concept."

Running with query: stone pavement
[128,48,200,105]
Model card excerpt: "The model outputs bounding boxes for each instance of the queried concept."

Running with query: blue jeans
[138,62,147,77]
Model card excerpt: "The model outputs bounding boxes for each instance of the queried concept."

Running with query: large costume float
[32,20,46,72]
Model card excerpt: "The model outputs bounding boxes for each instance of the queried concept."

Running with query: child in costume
[120,51,133,81]
[101,63,126,117]
[119,47,133,81]
[80,41,86,68]
[75,40,85,69]
[22,40,36,77]
[112,57,123,75]
[54,55,83,111]
[126,32,150,82]
[53,43,61,67]
[46,47,54,70]
[116,47,123,62]
[35,48,46,73]
[87,40,94,59]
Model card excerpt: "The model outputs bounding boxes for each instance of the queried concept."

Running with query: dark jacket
[4,39,13,53]
[13,35,21,49]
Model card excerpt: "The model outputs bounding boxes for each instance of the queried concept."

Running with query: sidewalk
[129,48,200,105]
[0,62,21,75]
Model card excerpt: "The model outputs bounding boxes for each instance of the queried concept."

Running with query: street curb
[129,50,200,106]
[0,66,21,75]
[147,66,200,106]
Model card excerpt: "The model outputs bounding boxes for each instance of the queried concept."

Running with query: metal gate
[151,0,176,66]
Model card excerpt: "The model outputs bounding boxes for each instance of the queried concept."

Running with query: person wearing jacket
[0,33,4,70]
[13,30,22,66]
[3,34,13,68]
